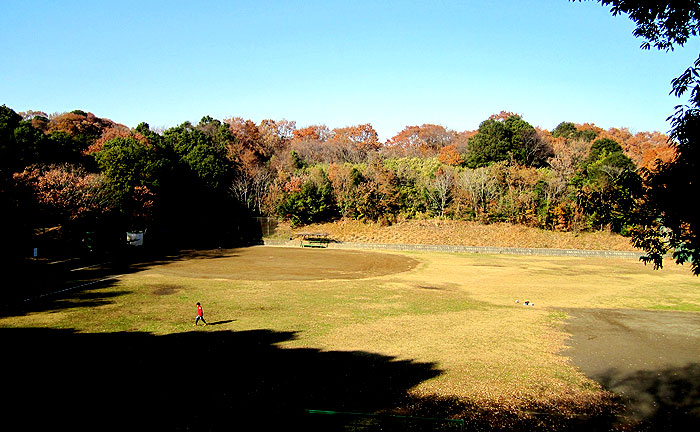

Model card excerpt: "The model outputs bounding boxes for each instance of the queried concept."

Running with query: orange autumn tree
[597,127,675,170]
[385,124,455,157]
[437,144,463,166]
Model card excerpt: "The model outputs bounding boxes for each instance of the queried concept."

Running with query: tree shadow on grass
[2,326,659,431]
[0,277,129,318]
[1,247,242,316]
[592,364,700,430]
[1,327,441,431]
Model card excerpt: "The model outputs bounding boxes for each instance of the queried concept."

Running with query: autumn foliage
[13,163,114,222]
[0,104,679,259]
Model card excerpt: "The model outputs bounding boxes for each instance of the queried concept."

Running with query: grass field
[1,245,698,430]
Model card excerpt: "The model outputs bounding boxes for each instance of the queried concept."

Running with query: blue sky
[2,0,699,140]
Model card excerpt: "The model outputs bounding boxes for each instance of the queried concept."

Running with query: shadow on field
[1,327,443,431]
[594,364,700,430]
[0,278,128,318]
[1,248,232,316]
[207,319,236,326]
[0,326,645,432]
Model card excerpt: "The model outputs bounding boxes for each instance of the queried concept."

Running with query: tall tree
[552,121,598,142]
[634,110,700,273]
[579,0,700,273]
[258,119,296,157]
[422,166,455,217]
[578,138,640,232]
[164,124,231,191]
[1,105,27,177]
[464,118,512,168]
[464,113,551,168]
[457,166,499,220]
[1,105,39,262]
[93,137,161,229]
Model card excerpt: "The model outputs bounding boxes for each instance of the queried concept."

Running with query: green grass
[546,311,568,324]
[650,302,700,312]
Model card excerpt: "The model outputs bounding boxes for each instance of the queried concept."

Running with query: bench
[297,233,330,248]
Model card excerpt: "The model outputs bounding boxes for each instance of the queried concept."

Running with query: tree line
[0,105,677,262]
[2,1,698,277]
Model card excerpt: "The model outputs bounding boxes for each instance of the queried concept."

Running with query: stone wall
[262,239,643,259]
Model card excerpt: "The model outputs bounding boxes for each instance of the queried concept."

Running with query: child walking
[194,302,207,326]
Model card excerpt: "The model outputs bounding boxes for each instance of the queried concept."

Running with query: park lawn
[1,246,698,425]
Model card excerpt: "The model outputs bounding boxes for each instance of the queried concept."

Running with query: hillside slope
[270,219,637,251]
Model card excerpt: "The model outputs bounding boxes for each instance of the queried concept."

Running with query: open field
[1,246,698,430]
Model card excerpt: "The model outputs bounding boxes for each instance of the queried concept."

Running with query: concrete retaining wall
[262,239,644,259]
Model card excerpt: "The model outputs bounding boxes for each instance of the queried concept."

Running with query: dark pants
[195,315,207,325]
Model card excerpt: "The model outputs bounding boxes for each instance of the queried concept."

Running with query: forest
[0,104,677,264]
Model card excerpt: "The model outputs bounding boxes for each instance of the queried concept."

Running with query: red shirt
[197,305,203,316]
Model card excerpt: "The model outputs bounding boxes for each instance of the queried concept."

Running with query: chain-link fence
[254,217,279,238]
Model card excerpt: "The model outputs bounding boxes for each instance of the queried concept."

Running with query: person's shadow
[207,319,235,326]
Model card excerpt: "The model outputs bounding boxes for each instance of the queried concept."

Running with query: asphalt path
[563,308,700,429]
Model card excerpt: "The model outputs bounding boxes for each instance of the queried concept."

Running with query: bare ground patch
[151,284,182,296]
[148,246,419,281]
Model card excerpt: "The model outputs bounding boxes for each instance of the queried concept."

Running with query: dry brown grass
[3,246,697,429]
[274,218,636,251]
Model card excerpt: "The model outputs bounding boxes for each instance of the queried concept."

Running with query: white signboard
[126,232,144,246]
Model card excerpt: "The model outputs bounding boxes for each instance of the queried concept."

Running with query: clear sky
[2,0,699,141]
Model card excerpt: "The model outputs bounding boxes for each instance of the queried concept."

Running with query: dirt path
[563,308,700,428]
